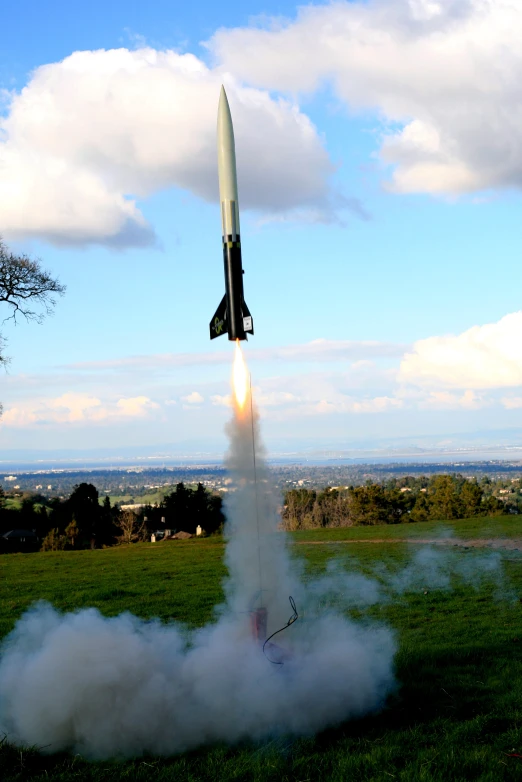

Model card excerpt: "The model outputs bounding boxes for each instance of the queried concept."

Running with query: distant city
[4,427,522,504]
[4,460,522,503]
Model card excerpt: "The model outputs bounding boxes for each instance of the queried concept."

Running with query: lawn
[102,483,201,507]
[4,499,22,512]
[292,513,522,542]
[1,517,522,781]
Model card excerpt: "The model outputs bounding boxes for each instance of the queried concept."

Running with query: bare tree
[0,335,7,371]
[115,510,145,545]
[0,237,66,368]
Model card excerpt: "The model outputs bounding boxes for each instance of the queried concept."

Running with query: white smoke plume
[222,405,298,631]
[305,546,509,612]
[377,547,506,597]
[0,380,396,759]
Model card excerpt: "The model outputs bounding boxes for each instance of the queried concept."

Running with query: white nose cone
[217,86,240,239]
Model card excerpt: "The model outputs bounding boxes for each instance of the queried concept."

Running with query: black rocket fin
[210,295,228,340]
[242,300,254,336]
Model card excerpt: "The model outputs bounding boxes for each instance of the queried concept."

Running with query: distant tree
[482,495,505,516]
[312,488,335,528]
[68,483,101,545]
[428,475,463,520]
[95,495,118,546]
[33,504,51,538]
[69,482,99,508]
[409,493,430,522]
[161,483,225,534]
[65,518,79,548]
[115,510,145,545]
[348,484,405,525]
[282,489,317,530]
[165,482,191,531]
[460,479,484,517]
[41,528,66,551]
[325,489,353,528]
[0,237,65,372]
[205,492,225,534]
[193,483,210,528]
[18,497,40,530]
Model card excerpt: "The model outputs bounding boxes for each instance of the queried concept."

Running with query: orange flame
[232,340,249,411]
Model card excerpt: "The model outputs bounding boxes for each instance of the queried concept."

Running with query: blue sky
[2,0,522,456]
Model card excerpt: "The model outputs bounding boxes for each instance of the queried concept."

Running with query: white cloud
[47,393,102,422]
[256,340,406,362]
[250,371,404,418]
[0,48,335,246]
[6,311,522,438]
[255,391,300,407]
[210,0,522,195]
[1,407,38,427]
[211,394,232,407]
[283,394,403,417]
[352,396,403,413]
[182,391,204,405]
[0,393,159,427]
[116,396,159,417]
[502,396,522,410]
[4,3,521,249]
[399,312,522,389]
[419,389,486,410]
[65,339,406,372]
[282,394,403,416]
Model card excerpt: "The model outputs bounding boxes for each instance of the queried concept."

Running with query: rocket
[209,86,254,341]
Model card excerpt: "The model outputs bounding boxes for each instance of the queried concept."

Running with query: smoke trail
[0,372,396,759]
[222,401,298,632]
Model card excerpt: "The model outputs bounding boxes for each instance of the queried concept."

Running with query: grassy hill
[1,516,522,780]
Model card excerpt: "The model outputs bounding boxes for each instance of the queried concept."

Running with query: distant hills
[2,427,522,470]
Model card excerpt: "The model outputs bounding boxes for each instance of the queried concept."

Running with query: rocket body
[210,87,253,341]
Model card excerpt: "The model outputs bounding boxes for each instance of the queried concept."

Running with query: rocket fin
[242,300,254,336]
[210,295,228,340]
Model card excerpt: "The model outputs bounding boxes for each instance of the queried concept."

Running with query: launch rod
[249,373,263,602]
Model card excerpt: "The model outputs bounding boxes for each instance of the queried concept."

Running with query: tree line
[0,481,224,552]
[2,473,517,552]
[282,474,513,530]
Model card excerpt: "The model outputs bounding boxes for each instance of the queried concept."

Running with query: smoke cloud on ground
[304,546,510,612]
[0,393,396,759]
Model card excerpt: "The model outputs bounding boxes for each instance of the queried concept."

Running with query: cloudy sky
[2,0,522,456]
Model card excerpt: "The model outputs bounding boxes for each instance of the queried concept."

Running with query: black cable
[262,596,298,665]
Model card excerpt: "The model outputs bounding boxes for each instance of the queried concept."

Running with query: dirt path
[297,538,522,551]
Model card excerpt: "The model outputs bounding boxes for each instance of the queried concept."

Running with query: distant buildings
[1,529,39,552]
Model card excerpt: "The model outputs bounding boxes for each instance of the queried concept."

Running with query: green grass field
[4,498,22,511]
[2,516,522,781]
[103,482,202,507]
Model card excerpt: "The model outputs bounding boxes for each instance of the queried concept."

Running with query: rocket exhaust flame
[232,340,248,411]
[232,344,266,639]
[232,354,294,661]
